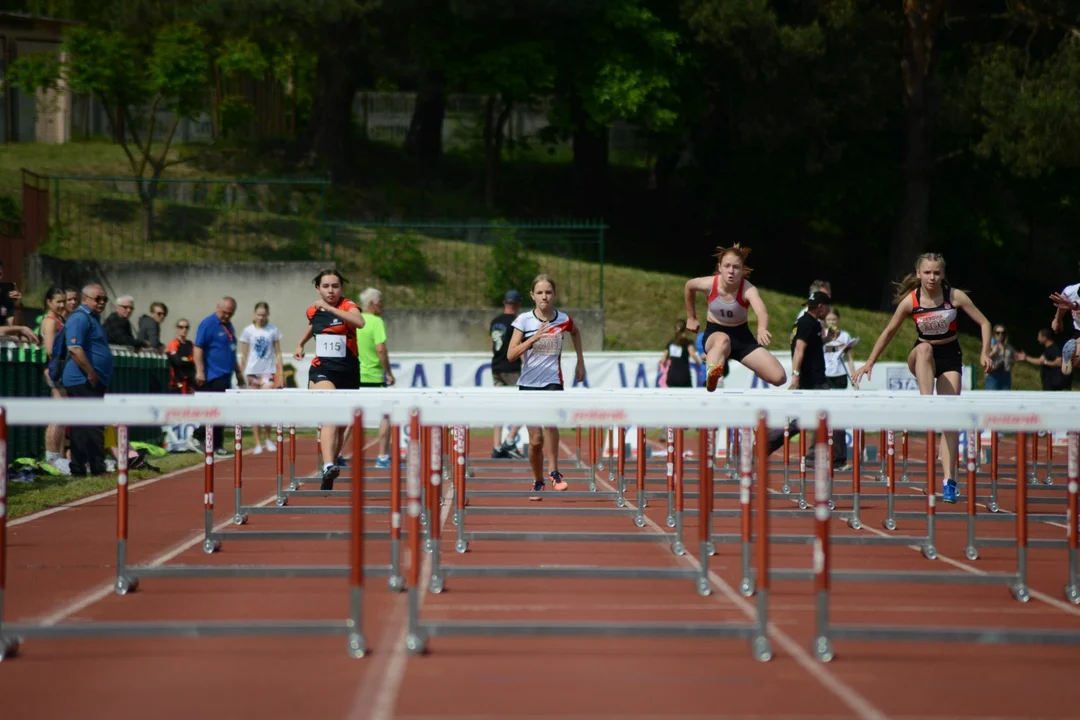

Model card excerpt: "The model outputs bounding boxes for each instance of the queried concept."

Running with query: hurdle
[0,401,374,661]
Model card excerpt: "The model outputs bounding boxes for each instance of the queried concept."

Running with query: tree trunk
[404,71,446,166]
[139,183,156,244]
[882,0,946,308]
[292,30,368,180]
[569,93,609,213]
[482,95,512,209]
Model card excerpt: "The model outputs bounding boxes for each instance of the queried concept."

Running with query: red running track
[1,430,1078,719]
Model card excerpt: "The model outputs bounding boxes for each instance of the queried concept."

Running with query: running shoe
[214,448,234,459]
[252,444,264,455]
[265,439,277,452]
[505,446,526,460]
[1063,338,1077,376]
[705,363,725,392]
[529,479,545,501]
[549,470,568,491]
[942,479,958,504]
[375,456,391,469]
[491,447,509,459]
[321,463,340,490]
[336,454,350,467]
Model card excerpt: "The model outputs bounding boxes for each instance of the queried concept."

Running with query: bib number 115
[316,334,346,358]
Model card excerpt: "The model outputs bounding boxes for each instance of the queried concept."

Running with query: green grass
[8,451,205,519]
[2,139,1056,390]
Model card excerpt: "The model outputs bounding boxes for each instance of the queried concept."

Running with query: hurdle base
[419,620,759,641]
[440,565,696,581]
[208,530,391,542]
[0,634,19,661]
[828,624,1080,646]
[4,619,354,640]
[463,531,672,543]
[125,564,393,580]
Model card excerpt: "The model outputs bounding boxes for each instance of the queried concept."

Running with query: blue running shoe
[1062,338,1076,376]
[942,479,958,504]
[336,455,350,468]
[375,455,391,469]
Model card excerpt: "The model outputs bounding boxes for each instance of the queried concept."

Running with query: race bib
[668,344,683,358]
[916,313,949,336]
[532,330,562,356]
[316,334,346,358]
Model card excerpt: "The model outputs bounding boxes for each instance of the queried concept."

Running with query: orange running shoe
[549,470,568,491]
[705,363,724,392]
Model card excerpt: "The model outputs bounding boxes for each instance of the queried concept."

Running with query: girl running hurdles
[293,270,365,490]
[852,252,993,504]
[684,244,786,391]
[1049,278,1079,376]
[506,273,585,498]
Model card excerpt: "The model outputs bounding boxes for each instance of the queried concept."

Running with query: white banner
[282,351,973,392]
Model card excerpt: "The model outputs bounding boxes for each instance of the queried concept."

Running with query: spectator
[238,302,284,454]
[1016,329,1071,392]
[61,284,113,476]
[0,259,23,326]
[103,295,148,349]
[822,309,857,390]
[984,325,1016,390]
[63,287,79,316]
[166,318,196,393]
[0,325,37,343]
[138,301,168,352]
[38,287,69,467]
[187,297,246,457]
[357,288,394,468]
[490,289,525,459]
[659,319,700,388]
[793,280,832,326]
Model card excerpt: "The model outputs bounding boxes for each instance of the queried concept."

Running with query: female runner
[852,252,992,504]
[684,244,786,391]
[1049,278,1079,376]
[239,301,284,454]
[293,270,365,490]
[506,273,585,497]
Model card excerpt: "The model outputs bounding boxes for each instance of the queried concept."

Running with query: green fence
[41,176,332,262]
[327,220,606,308]
[0,343,169,461]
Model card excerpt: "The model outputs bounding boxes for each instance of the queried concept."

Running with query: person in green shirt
[356,287,395,468]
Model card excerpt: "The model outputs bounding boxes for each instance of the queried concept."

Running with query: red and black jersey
[306,298,360,372]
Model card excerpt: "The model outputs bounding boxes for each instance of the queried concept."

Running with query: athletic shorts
[824,375,848,390]
[246,374,275,388]
[519,383,564,391]
[309,365,360,390]
[359,381,386,388]
[493,371,520,387]
[703,322,760,363]
[913,338,963,378]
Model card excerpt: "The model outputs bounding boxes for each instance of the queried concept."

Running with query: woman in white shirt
[238,302,284,454]
[823,309,857,389]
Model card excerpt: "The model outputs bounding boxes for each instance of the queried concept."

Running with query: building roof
[0,11,78,28]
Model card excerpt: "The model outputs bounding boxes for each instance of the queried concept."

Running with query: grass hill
[0,140,1053,390]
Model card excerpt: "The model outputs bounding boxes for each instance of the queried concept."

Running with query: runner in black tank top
[659,319,699,388]
[853,253,993,505]
[293,269,365,489]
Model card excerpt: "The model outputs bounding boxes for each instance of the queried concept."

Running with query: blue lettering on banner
[618,363,628,387]
[750,373,769,389]
[475,363,491,386]
[634,363,649,388]
[444,362,452,387]
[412,364,428,387]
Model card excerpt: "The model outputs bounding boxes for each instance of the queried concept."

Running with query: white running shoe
[265,439,277,452]
[253,444,264,455]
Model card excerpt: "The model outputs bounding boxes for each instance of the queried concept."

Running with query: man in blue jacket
[62,283,114,476]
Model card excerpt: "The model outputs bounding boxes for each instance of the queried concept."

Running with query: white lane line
[574,441,889,720]
[351,475,454,720]
[32,494,277,626]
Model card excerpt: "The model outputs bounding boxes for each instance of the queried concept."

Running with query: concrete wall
[382,308,605,352]
[28,256,606,351]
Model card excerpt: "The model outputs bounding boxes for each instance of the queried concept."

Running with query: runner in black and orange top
[294,269,365,489]
[853,252,993,504]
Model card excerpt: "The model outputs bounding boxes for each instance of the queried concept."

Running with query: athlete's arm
[852,296,912,381]
[238,341,250,377]
[317,302,365,329]
[683,276,712,332]
[953,289,993,373]
[377,341,395,386]
[293,325,314,360]
[744,285,772,347]
[570,321,586,382]
[506,324,551,363]
[273,339,284,388]
[789,338,807,390]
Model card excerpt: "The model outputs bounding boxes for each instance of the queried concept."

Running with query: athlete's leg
[935,371,962,485]
[377,416,391,457]
[740,347,788,387]
[543,427,567,489]
[907,343,936,395]
[311,380,340,469]
[704,331,732,391]
[527,427,545,486]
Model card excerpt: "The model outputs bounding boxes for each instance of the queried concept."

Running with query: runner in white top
[238,301,284,453]
[507,273,585,497]
[822,308,858,389]
[1050,280,1080,375]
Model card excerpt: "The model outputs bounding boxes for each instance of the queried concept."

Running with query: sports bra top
[707,277,749,325]
[910,284,958,341]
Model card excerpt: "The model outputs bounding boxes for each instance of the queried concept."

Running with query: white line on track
[570,441,890,720]
[352,473,454,720]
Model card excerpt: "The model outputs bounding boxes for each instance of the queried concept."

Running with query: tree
[9,23,215,242]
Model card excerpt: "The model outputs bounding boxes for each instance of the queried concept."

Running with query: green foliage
[484,227,540,307]
[367,230,433,284]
